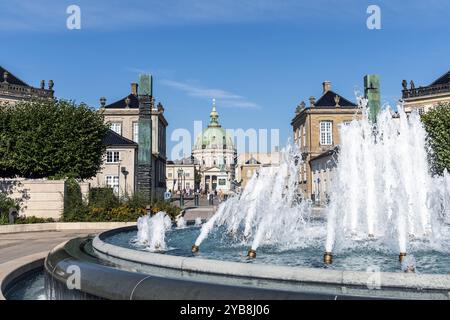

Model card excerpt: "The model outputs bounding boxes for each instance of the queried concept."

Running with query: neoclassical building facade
[192,101,236,193]
[401,70,450,114]
[0,66,54,106]
[89,80,168,200]
[291,81,360,200]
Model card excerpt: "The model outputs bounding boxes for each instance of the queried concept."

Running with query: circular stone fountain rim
[93,227,450,291]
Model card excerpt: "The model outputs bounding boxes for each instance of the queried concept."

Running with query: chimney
[131,83,138,95]
[322,81,331,93]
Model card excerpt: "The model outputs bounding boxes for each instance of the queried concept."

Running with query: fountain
[176,216,187,229]
[135,211,172,252]
[325,76,450,267]
[4,76,450,300]
[193,142,312,256]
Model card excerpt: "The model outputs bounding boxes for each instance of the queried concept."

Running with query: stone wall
[1,179,90,220]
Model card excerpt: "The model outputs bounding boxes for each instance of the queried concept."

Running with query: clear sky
[1,0,449,159]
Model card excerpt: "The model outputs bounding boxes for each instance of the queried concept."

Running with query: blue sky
[1,0,449,158]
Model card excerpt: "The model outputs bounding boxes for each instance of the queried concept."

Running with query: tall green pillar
[137,74,153,202]
[364,74,381,123]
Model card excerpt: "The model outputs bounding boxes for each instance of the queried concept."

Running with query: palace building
[89,80,168,200]
[402,70,450,114]
[0,66,54,106]
[291,81,360,200]
[235,151,280,190]
[192,100,236,194]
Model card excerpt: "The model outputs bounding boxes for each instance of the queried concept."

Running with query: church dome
[194,100,234,150]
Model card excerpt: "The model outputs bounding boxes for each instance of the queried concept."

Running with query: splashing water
[195,217,203,226]
[194,143,312,251]
[136,211,172,251]
[326,98,450,254]
[176,216,187,229]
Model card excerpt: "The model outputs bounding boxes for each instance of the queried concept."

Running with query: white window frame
[320,121,333,146]
[133,122,139,143]
[106,175,119,194]
[110,122,122,135]
[106,151,120,164]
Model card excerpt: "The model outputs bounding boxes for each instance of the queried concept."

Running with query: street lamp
[178,168,184,207]
[121,167,129,199]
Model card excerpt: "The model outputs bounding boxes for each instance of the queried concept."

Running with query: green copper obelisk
[137,74,153,201]
[364,74,381,123]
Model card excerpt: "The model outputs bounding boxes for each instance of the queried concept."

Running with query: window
[106,151,120,163]
[185,182,191,189]
[302,126,306,149]
[168,173,172,178]
[418,107,425,115]
[320,121,333,146]
[185,172,190,178]
[106,176,119,194]
[133,122,139,143]
[110,122,122,135]
[218,179,226,186]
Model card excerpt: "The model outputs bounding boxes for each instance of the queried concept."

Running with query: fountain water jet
[193,143,312,255]
[325,98,450,262]
[136,211,172,252]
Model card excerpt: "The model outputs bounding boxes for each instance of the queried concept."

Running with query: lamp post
[121,167,129,199]
[178,168,184,207]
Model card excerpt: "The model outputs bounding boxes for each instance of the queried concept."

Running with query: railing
[0,83,53,99]
[402,83,450,99]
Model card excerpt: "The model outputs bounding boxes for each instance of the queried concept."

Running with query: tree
[0,99,109,179]
[421,102,450,175]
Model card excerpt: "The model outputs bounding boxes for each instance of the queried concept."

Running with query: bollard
[194,194,199,206]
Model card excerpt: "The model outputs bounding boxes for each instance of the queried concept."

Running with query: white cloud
[161,79,261,109]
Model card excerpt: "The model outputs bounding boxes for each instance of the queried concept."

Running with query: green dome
[194,101,234,150]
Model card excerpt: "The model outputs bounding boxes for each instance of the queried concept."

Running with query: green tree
[421,102,450,175]
[0,99,109,179]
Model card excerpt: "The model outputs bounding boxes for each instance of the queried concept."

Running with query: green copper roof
[194,100,234,150]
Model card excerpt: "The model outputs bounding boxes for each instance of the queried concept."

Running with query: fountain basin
[5,226,450,300]
[90,227,450,299]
